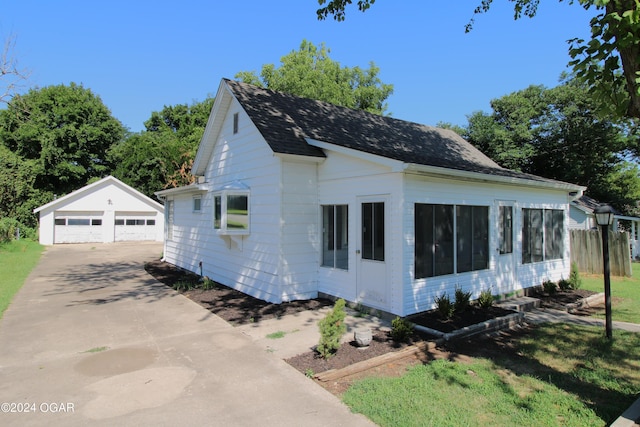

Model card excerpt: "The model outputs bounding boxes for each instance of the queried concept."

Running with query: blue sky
[1,1,596,133]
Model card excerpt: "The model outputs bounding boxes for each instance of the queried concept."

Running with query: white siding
[569,205,595,230]
[163,101,285,302]
[316,151,404,314]
[280,161,319,300]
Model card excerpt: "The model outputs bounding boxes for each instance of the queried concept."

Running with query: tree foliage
[316,0,376,21]
[0,145,51,230]
[235,40,393,115]
[0,83,125,196]
[0,83,124,230]
[316,0,640,120]
[463,78,640,214]
[108,98,214,198]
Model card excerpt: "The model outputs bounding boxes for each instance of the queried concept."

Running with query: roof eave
[405,163,586,194]
[155,184,209,198]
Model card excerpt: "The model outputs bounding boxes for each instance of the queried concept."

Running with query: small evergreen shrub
[477,288,494,308]
[391,316,414,343]
[542,279,557,295]
[454,286,472,313]
[569,262,582,290]
[434,293,454,319]
[317,298,347,359]
[558,277,572,291]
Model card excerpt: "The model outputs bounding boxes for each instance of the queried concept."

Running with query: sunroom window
[415,203,489,279]
[213,182,250,235]
[522,208,564,264]
[322,205,348,270]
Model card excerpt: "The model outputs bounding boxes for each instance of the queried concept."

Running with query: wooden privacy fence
[570,229,631,277]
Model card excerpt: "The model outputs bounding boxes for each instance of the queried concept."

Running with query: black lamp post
[594,204,615,339]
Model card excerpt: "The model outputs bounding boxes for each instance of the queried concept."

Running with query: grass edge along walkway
[0,240,44,319]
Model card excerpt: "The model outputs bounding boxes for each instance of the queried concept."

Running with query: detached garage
[34,176,164,245]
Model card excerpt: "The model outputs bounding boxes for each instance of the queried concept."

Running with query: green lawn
[0,240,44,318]
[580,262,640,323]
[343,324,640,427]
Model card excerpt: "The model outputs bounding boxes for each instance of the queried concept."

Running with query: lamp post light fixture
[594,204,615,340]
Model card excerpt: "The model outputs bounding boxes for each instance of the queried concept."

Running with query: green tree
[0,83,125,196]
[109,97,214,198]
[235,40,393,115]
[316,1,640,120]
[0,145,51,230]
[464,79,639,214]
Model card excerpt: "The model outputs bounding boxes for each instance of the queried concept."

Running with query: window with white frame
[415,204,489,279]
[193,196,202,213]
[233,112,239,134]
[213,189,250,234]
[522,208,564,264]
[498,206,513,254]
[322,205,348,270]
[166,200,174,240]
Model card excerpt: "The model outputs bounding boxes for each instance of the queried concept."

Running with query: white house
[570,195,640,259]
[156,79,585,317]
[34,175,164,245]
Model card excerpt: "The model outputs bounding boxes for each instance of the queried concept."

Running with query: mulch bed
[408,305,516,333]
[144,258,602,376]
[285,330,421,376]
[144,259,332,325]
[535,288,598,311]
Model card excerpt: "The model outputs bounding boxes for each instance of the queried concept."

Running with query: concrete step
[496,296,541,313]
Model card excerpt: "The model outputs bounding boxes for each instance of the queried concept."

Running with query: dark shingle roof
[225,79,579,186]
[573,195,601,213]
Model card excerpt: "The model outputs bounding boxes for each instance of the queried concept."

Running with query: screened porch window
[322,205,348,270]
[522,208,564,264]
[362,202,384,261]
[415,204,489,279]
[499,206,513,254]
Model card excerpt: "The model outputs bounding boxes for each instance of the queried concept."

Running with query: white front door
[357,196,389,310]
[496,201,516,293]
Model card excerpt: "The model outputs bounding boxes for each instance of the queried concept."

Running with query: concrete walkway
[0,243,375,426]
[524,306,640,333]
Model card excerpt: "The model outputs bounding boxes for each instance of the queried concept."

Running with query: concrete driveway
[0,243,374,426]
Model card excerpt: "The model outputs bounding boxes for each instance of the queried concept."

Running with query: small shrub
[558,277,572,291]
[317,298,347,359]
[0,218,35,243]
[454,286,472,313]
[569,262,582,290]
[434,293,454,319]
[173,280,194,291]
[201,276,216,290]
[305,368,315,378]
[391,316,414,343]
[542,279,557,295]
[477,288,494,308]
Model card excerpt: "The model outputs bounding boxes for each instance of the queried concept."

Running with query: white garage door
[114,215,157,242]
[54,214,103,244]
